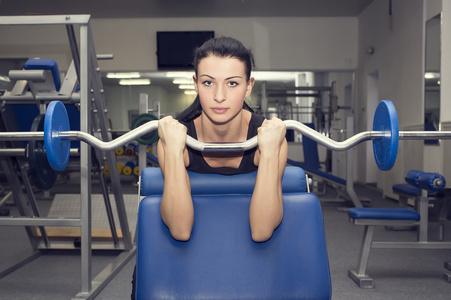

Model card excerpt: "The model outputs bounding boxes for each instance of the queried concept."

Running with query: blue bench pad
[24,59,61,91]
[392,183,421,196]
[348,208,420,221]
[136,193,331,299]
[287,159,346,186]
[141,166,307,196]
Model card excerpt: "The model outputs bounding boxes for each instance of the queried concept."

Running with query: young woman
[131,36,287,300]
[157,37,288,242]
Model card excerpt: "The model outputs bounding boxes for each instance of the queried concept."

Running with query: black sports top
[180,113,265,175]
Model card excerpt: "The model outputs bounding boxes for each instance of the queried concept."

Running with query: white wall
[355,0,449,198]
[92,17,359,72]
[356,0,425,197]
[0,17,358,72]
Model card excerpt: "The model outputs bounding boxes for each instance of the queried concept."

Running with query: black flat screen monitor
[157,31,214,69]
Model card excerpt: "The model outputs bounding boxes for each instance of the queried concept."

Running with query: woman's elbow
[169,227,192,242]
[251,226,277,243]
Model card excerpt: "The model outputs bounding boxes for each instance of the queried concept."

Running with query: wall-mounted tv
[156,31,215,69]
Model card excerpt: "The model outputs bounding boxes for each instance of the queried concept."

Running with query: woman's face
[194,55,254,124]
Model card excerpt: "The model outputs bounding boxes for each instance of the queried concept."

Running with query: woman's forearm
[249,151,284,242]
[159,148,194,241]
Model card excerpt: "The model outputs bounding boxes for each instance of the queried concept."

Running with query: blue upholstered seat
[136,166,332,300]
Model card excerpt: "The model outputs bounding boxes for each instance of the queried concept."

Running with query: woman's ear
[245,77,255,98]
[193,75,198,93]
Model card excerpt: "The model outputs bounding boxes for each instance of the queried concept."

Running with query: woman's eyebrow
[199,74,214,79]
[199,74,243,80]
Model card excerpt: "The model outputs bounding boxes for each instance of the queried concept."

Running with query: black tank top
[180,113,265,175]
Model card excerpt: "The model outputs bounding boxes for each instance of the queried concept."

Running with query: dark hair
[177,37,255,122]
[193,36,254,81]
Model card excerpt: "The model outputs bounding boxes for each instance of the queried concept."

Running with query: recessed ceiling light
[119,79,151,85]
[107,72,141,79]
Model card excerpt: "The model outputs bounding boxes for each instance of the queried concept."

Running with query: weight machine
[0,15,134,299]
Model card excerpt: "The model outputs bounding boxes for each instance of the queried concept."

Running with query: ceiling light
[184,90,198,95]
[166,71,195,78]
[424,72,440,79]
[173,78,194,85]
[119,79,151,85]
[179,84,195,90]
[251,71,299,81]
[107,72,141,79]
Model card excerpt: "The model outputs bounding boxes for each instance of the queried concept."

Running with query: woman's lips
[211,107,228,114]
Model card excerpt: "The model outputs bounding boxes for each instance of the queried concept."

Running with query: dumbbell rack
[0,15,134,299]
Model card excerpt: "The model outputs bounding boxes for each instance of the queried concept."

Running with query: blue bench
[287,123,363,207]
[347,170,449,288]
[136,166,332,299]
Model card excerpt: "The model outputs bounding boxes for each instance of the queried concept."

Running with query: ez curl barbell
[0,100,450,172]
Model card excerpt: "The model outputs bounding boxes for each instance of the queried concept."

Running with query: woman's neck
[195,110,251,143]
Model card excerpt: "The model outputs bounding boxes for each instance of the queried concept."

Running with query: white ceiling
[0,0,375,18]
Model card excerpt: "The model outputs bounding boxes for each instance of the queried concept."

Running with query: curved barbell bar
[1,117,451,153]
[55,120,451,152]
[2,100,451,171]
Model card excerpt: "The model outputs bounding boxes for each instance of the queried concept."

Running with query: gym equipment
[0,15,134,300]
[136,166,332,299]
[124,143,137,156]
[115,145,125,155]
[130,113,159,145]
[133,165,140,176]
[29,114,58,190]
[117,162,123,175]
[44,101,71,171]
[3,100,451,173]
[122,161,135,176]
[287,119,365,207]
[347,170,451,288]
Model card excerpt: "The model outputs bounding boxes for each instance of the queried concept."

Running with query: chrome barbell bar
[2,119,450,153]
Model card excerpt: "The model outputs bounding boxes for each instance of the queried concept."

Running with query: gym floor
[0,178,450,299]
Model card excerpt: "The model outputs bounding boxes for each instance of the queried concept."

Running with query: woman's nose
[214,85,226,103]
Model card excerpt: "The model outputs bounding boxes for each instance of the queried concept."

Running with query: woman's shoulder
[249,111,266,126]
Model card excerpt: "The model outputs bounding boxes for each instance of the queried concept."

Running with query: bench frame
[348,210,451,288]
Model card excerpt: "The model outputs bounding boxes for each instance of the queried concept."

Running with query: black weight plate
[130,113,159,145]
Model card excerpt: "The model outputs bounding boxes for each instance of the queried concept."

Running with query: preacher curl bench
[136,166,332,299]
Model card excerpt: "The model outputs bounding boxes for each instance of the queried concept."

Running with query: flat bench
[347,170,451,288]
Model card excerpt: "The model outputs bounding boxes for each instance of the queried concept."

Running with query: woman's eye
[228,81,238,87]
[202,80,212,87]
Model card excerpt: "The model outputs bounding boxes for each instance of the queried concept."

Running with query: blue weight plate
[372,100,399,171]
[29,114,58,190]
[44,101,71,171]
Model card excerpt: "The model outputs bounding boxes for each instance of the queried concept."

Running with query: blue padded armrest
[404,170,446,192]
[348,207,420,221]
[140,166,307,196]
[24,59,61,91]
[136,192,331,299]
